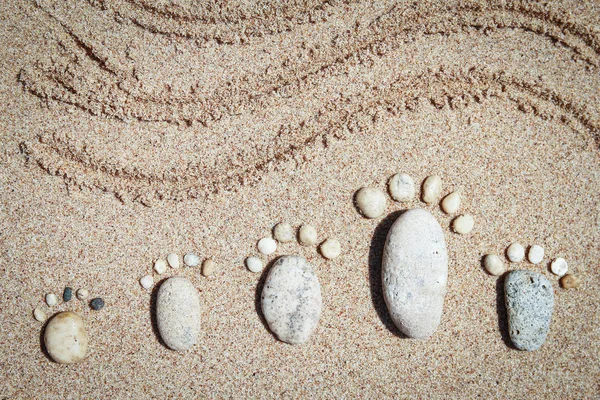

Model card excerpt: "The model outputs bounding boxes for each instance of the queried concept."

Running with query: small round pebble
[63,287,73,302]
[550,257,568,277]
[33,307,46,322]
[184,253,200,267]
[45,293,58,307]
[273,222,294,243]
[388,173,415,202]
[452,214,474,234]
[90,297,105,310]
[560,274,580,289]
[298,224,318,246]
[140,275,154,289]
[355,187,387,218]
[421,175,442,204]
[320,238,341,259]
[246,257,263,273]
[257,237,277,255]
[507,243,525,262]
[167,253,180,269]
[202,259,216,277]
[154,259,167,274]
[441,191,461,214]
[528,245,545,264]
[483,254,505,276]
[76,288,89,300]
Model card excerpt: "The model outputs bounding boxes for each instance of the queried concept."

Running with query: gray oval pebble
[261,255,322,345]
[382,208,448,339]
[156,277,201,351]
[504,270,554,351]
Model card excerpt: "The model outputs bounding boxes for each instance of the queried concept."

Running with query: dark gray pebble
[63,287,73,302]
[90,298,105,310]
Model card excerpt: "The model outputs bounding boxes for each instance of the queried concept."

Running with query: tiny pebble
[154,259,167,274]
[140,275,154,289]
[355,187,387,218]
[90,298,105,310]
[421,175,442,204]
[528,245,545,264]
[257,237,277,255]
[560,274,580,289]
[319,238,341,259]
[452,214,474,234]
[76,288,89,300]
[184,253,200,267]
[273,222,294,243]
[507,243,525,262]
[202,259,216,277]
[298,224,318,246]
[550,258,568,277]
[33,307,46,322]
[246,257,263,273]
[388,173,415,202]
[441,191,461,214]
[483,254,505,276]
[45,293,58,307]
[167,253,180,269]
[63,287,73,302]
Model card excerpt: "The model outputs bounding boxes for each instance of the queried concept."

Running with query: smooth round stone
[156,277,201,351]
[319,238,341,259]
[382,208,448,339]
[528,245,544,264]
[184,253,200,267]
[273,223,294,243]
[246,256,263,273]
[441,191,460,214]
[167,253,180,269]
[261,255,322,344]
[505,270,554,351]
[45,293,58,307]
[140,275,154,289]
[63,287,73,302]
[388,173,415,202]
[355,187,387,219]
[560,274,580,289]
[90,298,105,311]
[44,311,88,364]
[483,254,505,276]
[76,289,89,300]
[298,224,318,246]
[421,176,442,204]
[452,214,474,234]
[202,259,216,277]
[550,258,568,277]
[507,243,525,262]
[154,259,167,274]
[257,238,277,255]
[33,308,46,322]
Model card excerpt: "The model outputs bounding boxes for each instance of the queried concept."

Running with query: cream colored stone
[246,257,263,273]
[202,259,216,277]
[167,253,180,269]
[184,253,200,267]
[388,173,415,202]
[421,176,442,204]
[298,225,318,246]
[319,238,341,259]
[33,308,46,322]
[355,187,387,218]
[483,254,505,276]
[441,191,460,214]
[528,245,545,264]
[76,289,89,300]
[550,258,568,277]
[507,243,525,262]
[273,223,294,243]
[257,237,277,255]
[140,275,154,289]
[45,293,58,307]
[452,214,474,234]
[154,259,167,274]
[44,311,88,364]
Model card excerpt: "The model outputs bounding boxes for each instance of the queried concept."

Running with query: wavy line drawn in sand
[20,0,600,126]
[21,67,600,205]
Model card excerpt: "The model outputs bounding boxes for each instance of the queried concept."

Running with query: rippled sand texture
[1,0,599,398]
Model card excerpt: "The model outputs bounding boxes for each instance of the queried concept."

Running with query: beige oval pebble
[452,215,474,234]
[202,259,216,276]
[298,225,318,246]
[45,293,58,307]
[441,191,461,214]
[140,275,153,289]
[33,308,46,322]
[246,256,264,273]
[550,258,568,277]
[319,238,341,259]
[528,245,545,264]
[257,238,277,255]
[44,311,88,364]
[388,173,415,202]
[560,274,580,289]
[483,254,505,276]
[355,187,387,219]
[507,243,525,262]
[167,253,180,269]
[273,223,294,243]
[154,259,167,274]
[421,176,442,204]
[76,289,89,300]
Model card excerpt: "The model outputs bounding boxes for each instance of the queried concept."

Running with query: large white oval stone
[382,208,448,338]
[156,277,201,351]
[261,255,322,344]
[44,311,88,364]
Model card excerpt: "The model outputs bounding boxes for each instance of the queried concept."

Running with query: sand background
[1,0,599,398]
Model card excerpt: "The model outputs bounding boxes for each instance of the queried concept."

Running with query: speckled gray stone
[156,277,201,351]
[382,208,448,339]
[505,270,554,351]
[261,255,322,345]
